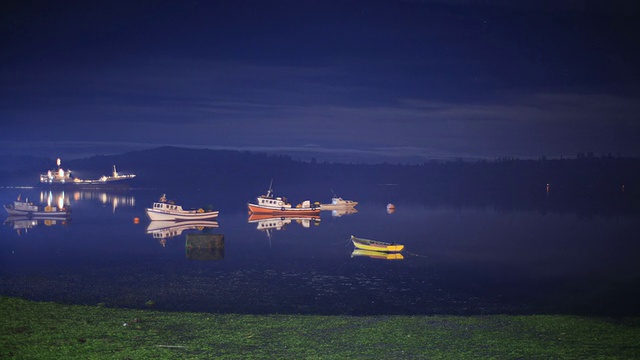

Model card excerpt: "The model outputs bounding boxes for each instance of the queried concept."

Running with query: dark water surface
[2,187,639,316]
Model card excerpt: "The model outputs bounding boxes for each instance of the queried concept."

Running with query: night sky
[2,1,640,163]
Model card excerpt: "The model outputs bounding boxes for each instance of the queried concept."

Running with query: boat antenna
[330,188,338,197]
[266,179,274,197]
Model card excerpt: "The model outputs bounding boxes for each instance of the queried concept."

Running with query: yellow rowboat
[350,235,404,252]
[351,249,404,260]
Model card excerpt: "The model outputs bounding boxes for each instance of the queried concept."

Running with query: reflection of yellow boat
[351,235,404,252]
[351,249,404,260]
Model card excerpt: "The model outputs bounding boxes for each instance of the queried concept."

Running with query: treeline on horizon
[1,146,638,215]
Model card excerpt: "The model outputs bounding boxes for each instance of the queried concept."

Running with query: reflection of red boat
[248,214,320,231]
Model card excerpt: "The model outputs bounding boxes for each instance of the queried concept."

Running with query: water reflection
[248,214,320,240]
[350,249,404,260]
[3,183,640,317]
[39,190,135,213]
[39,190,71,210]
[146,220,220,247]
[4,215,70,235]
[330,207,358,217]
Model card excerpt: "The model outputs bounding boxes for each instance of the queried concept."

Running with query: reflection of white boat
[3,195,71,217]
[146,220,219,240]
[330,207,359,217]
[145,194,219,221]
[319,197,358,210]
[4,215,70,235]
[247,181,320,216]
[39,158,135,187]
[248,214,320,231]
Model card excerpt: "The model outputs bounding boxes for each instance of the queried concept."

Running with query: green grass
[1,296,639,359]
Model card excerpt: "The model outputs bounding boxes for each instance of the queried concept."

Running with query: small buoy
[386,203,395,214]
[133,217,140,224]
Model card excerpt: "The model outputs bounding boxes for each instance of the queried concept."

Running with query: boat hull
[247,203,320,216]
[319,204,357,210]
[4,205,70,218]
[319,198,358,210]
[145,208,219,221]
[351,235,404,252]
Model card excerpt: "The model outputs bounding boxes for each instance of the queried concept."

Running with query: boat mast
[266,179,274,198]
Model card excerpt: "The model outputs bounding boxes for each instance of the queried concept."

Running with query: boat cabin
[152,202,184,212]
[257,196,290,208]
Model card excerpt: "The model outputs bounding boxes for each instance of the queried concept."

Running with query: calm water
[1,187,639,316]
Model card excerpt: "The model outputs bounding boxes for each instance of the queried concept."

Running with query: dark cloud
[1,1,639,162]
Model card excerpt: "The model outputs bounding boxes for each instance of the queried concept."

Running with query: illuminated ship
[39,158,136,187]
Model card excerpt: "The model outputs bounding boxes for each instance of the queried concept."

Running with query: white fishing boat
[3,195,71,217]
[145,194,219,221]
[318,190,358,210]
[319,197,358,210]
[247,181,320,216]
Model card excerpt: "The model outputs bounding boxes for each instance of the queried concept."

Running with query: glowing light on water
[58,191,64,210]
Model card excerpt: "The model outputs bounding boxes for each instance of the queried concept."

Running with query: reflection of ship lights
[58,191,65,210]
[39,190,135,212]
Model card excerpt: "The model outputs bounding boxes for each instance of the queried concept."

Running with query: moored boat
[145,194,219,221]
[350,235,404,252]
[247,182,320,216]
[4,195,71,218]
[319,197,358,210]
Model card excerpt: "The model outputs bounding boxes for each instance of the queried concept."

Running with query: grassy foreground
[1,296,639,359]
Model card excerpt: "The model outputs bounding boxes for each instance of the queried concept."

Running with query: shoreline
[2,296,639,359]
